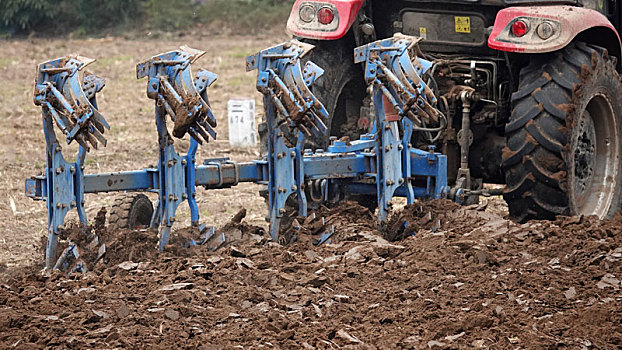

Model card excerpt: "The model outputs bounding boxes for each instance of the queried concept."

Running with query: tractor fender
[287,0,364,40]
[488,6,621,61]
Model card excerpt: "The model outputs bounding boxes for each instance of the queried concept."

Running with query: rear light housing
[287,0,364,40]
[289,2,340,33]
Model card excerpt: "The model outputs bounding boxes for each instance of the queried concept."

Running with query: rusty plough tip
[136,46,217,145]
[34,56,109,151]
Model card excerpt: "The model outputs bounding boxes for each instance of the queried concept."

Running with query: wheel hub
[570,94,619,218]
[573,113,596,198]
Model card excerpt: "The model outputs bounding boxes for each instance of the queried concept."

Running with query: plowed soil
[2,200,621,349]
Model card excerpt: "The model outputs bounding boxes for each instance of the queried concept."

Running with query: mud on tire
[503,42,622,222]
[108,193,154,230]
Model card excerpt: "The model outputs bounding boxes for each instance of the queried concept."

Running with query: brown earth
[1,200,621,349]
[1,34,622,350]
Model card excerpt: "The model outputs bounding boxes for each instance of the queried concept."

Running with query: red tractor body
[281,0,622,222]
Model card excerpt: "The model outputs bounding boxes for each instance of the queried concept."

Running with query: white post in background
[227,98,257,147]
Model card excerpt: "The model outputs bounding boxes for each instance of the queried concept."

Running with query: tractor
[285,0,622,222]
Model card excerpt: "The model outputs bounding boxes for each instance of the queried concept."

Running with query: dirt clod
[1,200,622,348]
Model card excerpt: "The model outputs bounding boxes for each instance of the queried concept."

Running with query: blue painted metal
[34,56,109,151]
[353,34,443,222]
[136,47,220,250]
[247,40,330,241]
[26,35,456,270]
[136,46,217,143]
[31,56,107,270]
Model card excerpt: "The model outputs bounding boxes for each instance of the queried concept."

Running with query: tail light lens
[299,4,315,23]
[317,7,335,25]
[511,20,529,37]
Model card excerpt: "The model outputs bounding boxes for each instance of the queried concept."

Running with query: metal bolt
[291,185,297,191]
[279,208,286,214]
[399,178,404,184]
[385,145,391,152]
[181,159,187,165]
[182,193,188,200]
[81,200,85,206]
[277,153,283,159]
[70,200,76,208]
[277,132,284,137]
[168,194,174,200]
[56,203,62,208]
[170,217,176,223]
[167,160,174,167]
[386,180,394,186]
[278,187,285,193]
[151,83,157,89]
[384,124,391,130]
[55,146,62,153]
[398,144,403,151]
[290,151,296,157]
[55,167,62,174]
[70,166,76,173]
[262,77,267,83]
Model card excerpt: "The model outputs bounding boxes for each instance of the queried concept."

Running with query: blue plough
[25,35,459,271]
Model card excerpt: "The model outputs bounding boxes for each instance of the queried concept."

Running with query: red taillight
[511,20,528,37]
[317,7,335,25]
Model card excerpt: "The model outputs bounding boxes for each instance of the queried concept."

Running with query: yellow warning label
[419,27,427,40]
[454,16,471,33]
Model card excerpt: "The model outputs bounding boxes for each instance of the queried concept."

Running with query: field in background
[0,34,289,267]
[0,0,292,37]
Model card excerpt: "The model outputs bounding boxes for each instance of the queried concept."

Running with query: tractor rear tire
[304,35,367,148]
[503,42,622,222]
[108,193,154,230]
